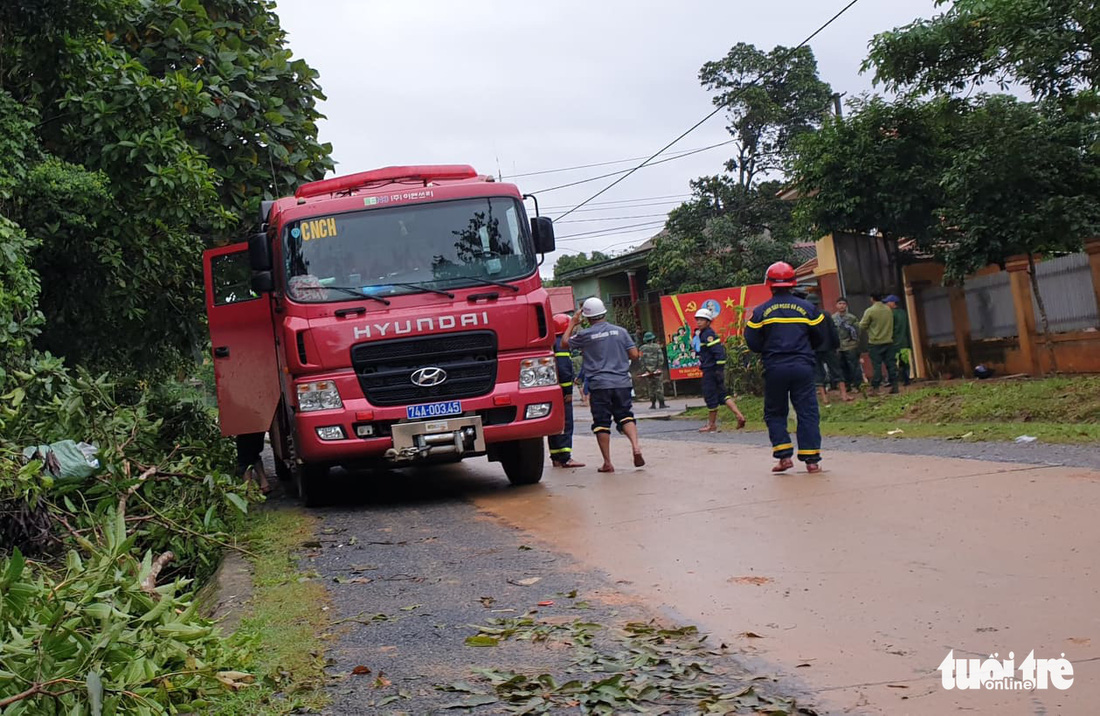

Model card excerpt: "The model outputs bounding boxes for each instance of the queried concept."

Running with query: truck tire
[294,462,330,507]
[499,438,545,486]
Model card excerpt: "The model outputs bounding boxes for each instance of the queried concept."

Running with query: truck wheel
[499,438,545,486]
[294,462,330,507]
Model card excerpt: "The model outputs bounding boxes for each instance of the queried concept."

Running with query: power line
[529,139,738,194]
[553,0,863,220]
[536,193,691,211]
[504,140,736,179]
[556,221,666,242]
[556,212,672,224]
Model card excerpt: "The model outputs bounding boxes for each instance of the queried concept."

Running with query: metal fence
[1032,253,1099,333]
[964,272,1016,339]
[921,286,955,345]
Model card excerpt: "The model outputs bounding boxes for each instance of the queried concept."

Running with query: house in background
[553,239,660,339]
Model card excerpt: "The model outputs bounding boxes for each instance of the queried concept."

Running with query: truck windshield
[283,197,535,303]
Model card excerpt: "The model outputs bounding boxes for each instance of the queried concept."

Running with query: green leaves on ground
[450,616,807,715]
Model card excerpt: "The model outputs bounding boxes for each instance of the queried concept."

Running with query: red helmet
[553,313,571,335]
[764,261,797,288]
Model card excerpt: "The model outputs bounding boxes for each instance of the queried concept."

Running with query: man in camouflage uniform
[638,332,667,409]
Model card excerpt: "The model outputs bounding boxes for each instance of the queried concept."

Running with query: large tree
[866,0,1100,101]
[700,43,834,189]
[649,44,830,294]
[788,94,954,246]
[0,0,333,376]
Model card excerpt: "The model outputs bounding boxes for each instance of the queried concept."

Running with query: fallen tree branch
[141,551,175,597]
[0,678,81,708]
[117,466,156,523]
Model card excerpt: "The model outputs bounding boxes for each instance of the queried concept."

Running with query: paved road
[474,423,1100,715]
[292,411,1100,715]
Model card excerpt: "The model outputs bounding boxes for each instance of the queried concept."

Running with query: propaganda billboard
[659,284,772,380]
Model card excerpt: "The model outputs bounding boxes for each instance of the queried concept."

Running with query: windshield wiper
[441,276,521,293]
[375,282,455,298]
[323,286,391,306]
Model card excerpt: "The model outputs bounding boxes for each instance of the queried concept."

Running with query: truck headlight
[519,357,557,389]
[297,380,343,412]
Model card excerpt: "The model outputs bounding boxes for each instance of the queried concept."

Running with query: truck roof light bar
[295,165,479,198]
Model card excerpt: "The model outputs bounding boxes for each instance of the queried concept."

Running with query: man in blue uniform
[548,313,585,468]
[694,307,747,432]
[744,262,829,473]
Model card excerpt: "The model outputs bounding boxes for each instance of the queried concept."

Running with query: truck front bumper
[292,383,565,465]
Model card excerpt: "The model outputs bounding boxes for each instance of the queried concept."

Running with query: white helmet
[581,297,607,318]
[694,307,713,321]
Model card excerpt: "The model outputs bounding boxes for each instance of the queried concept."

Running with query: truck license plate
[406,400,462,420]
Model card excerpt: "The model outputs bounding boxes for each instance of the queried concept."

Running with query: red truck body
[203,165,564,503]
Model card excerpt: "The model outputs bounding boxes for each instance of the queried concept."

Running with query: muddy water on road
[470,437,1100,715]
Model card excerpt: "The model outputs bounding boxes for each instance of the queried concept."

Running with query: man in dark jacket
[744,263,828,473]
[804,292,850,404]
[548,314,584,468]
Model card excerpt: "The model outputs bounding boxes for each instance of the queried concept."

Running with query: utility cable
[552,0,863,220]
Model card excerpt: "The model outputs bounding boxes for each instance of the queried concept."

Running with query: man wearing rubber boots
[694,308,746,432]
[548,314,585,469]
[563,297,645,473]
[744,262,828,474]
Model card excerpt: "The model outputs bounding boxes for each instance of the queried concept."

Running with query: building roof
[555,238,657,281]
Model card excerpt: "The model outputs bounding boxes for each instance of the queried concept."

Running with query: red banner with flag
[660,284,772,381]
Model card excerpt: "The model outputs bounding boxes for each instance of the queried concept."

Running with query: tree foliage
[700,43,834,188]
[0,0,333,376]
[789,95,954,244]
[648,43,829,295]
[866,0,1100,101]
[936,95,1100,278]
[551,251,610,280]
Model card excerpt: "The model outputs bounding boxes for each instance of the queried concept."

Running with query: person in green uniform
[638,332,667,409]
[859,294,897,395]
[884,295,912,387]
[832,297,862,393]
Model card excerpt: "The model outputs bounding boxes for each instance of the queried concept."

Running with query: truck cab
[203,165,564,504]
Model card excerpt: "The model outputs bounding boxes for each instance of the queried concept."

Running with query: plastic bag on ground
[21,440,101,483]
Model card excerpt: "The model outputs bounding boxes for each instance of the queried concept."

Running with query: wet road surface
[294,414,1100,715]
[471,422,1100,715]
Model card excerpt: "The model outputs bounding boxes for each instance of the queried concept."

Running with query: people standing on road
[638,332,668,410]
[860,294,898,395]
[804,292,850,405]
[744,262,828,473]
[548,314,585,469]
[884,295,912,387]
[694,308,747,432]
[562,297,645,473]
[236,433,271,494]
[832,297,863,394]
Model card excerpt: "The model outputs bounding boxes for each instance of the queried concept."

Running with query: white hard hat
[581,297,607,318]
[694,308,713,320]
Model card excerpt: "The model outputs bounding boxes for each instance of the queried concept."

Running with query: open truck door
[203,243,281,437]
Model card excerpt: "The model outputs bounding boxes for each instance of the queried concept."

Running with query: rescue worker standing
[695,308,747,432]
[548,314,585,469]
[638,332,667,410]
[744,262,828,473]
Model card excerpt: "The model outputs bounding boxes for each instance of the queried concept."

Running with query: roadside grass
[684,376,1100,444]
[213,507,331,715]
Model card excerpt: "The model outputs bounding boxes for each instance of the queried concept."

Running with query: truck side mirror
[531,216,555,254]
[251,270,274,294]
[249,232,272,272]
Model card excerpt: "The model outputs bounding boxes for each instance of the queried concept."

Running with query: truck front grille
[351,331,498,407]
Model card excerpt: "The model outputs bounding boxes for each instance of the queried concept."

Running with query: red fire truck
[202,165,564,504]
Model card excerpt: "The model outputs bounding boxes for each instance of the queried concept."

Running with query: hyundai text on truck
[202,165,564,504]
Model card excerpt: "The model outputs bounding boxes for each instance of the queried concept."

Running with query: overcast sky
[272,0,938,276]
